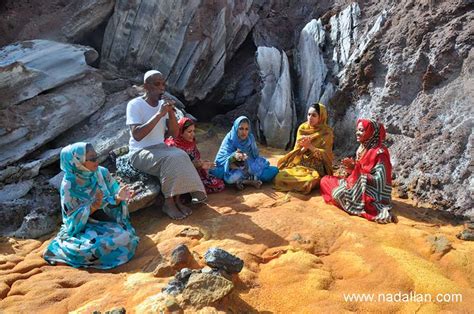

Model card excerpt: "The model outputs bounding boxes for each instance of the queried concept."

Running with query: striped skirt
[130,144,206,199]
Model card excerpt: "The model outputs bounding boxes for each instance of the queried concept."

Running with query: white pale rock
[338,9,388,81]
[329,3,361,71]
[256,47,295,149]
[297,19,328,121]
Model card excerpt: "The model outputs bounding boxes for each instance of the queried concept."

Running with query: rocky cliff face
[0,0,472,239]
[327,0,473,215]
[100,0,261,101]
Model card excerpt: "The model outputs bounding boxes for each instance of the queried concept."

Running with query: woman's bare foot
[162,198,186,220]
[391,213,399,224]
[175,195,192,217]
[236,181,245,191]
[243,179,262,189]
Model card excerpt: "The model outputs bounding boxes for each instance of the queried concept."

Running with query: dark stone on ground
[204,247,244,274]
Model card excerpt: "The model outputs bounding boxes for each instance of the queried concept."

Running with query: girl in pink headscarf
[166,118,224,193]
[320,119,395,223]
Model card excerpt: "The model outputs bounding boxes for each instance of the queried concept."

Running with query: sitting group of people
[43,70,394,269]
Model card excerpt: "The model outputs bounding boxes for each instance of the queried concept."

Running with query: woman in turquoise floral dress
[43,142,139,269]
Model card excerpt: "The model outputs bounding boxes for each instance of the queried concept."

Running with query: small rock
[181,273,234,308]
[394,186,408,199]
[105,308,126,314]
[466,221,474,230]
[291,233,303,242]
[176,227,203,239]
[427,235,452,255]
[204,247,244,274]
[153,262,174,278]
[200,266,214,274]
[200,266,232,280]
[457,229,474,241]
[170,244,193,269]
[162,268,196,295]
[163,297,181,312]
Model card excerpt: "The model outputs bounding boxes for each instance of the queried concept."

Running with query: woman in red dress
[166,118,225,194]
[320,119,395,223]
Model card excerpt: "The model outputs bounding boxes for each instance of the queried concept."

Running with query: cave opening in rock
[186,34,258,124]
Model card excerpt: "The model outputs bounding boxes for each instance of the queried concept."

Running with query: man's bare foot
[175,195,192,217]
[163,198,186,220]
[243,179,262,189]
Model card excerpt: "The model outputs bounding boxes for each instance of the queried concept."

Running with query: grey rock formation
[61,0,115,42]
[202,40,258,121]
[0,180,34,202]
[388,50,473,215]
[296,19,328,120]
[0,1,115,47]
[0,199,30,236]
[0,71,106,168]
[0,148,61,184]
[256,47,295,149]
[52,89,131,159]
[329,1,473,215]
[101,0,259,101]
[0,40,98,106]
[252,0,330,51]
[0,186,60,239]
[13,209,59,239]
[126,180,161,213]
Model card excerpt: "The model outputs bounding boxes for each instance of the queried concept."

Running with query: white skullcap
[143,70,163,83]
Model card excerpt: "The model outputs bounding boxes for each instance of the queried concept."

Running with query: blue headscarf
[60,142,112,213]
[215,116,260,168]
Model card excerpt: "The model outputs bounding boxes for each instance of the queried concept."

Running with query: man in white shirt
[126,70,206,219]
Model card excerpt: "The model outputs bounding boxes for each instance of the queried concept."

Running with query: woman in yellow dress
[274,103,334,194]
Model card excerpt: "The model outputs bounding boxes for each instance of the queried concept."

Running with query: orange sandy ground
[1,126,473,313]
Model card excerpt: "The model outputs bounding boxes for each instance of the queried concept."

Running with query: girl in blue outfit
[43,142,139,269]
[211,116,279,190]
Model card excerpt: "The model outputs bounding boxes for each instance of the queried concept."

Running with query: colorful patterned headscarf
[357,118,386,150]
[60,142,111,208]
[165,117,199,157]
[348,119,392,187]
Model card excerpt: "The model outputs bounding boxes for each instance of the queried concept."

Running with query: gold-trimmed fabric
[274,104,334,194]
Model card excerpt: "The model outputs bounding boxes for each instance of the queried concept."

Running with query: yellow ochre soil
[1,126,473,313]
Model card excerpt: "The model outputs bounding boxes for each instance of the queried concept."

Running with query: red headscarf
[347,119,392,187]
[165,117,200,159]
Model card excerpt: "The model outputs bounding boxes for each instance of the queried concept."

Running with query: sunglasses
[86,156,99,162]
